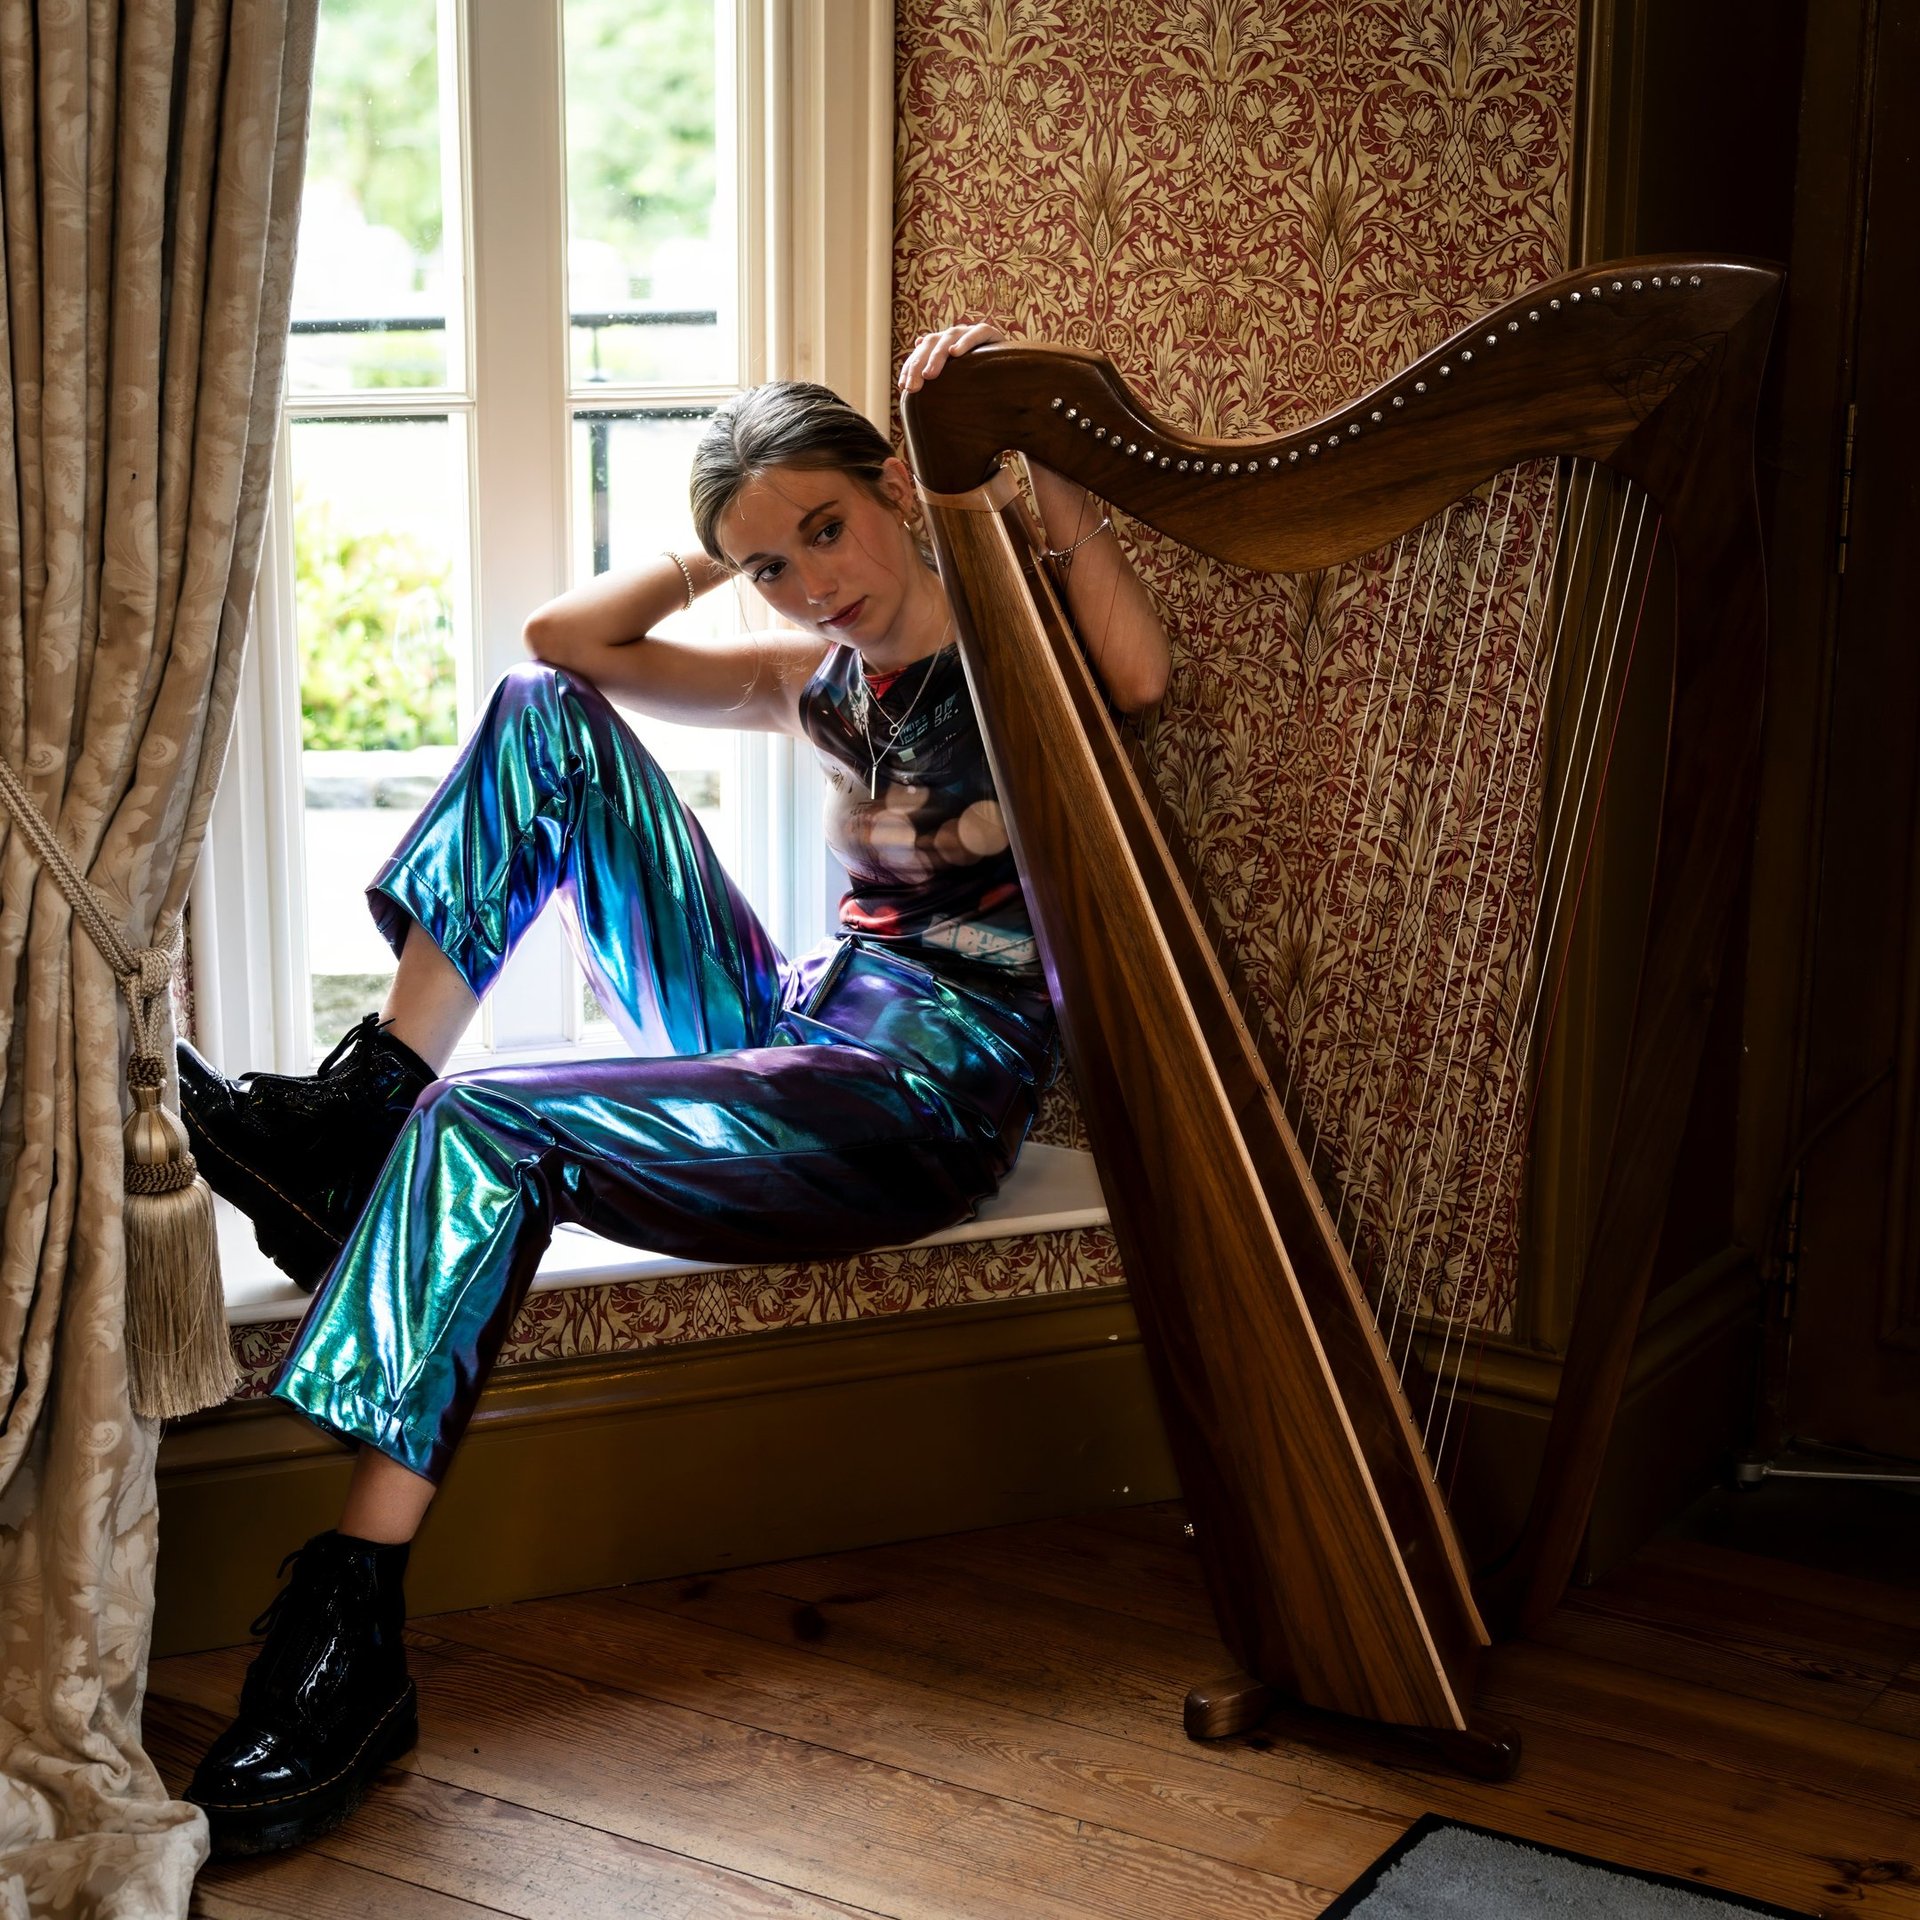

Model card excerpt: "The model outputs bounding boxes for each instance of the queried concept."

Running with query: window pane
[563,0,729,388]
[291,0,453,394]
[571,409,744,1031]
[293,417,466,1056]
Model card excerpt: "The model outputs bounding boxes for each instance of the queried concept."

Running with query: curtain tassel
[0,752,235,1418]
[122,1038,235,1420]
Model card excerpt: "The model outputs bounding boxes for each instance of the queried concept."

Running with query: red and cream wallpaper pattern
[897,0,1577,1329]
[227,1227,1129,1397]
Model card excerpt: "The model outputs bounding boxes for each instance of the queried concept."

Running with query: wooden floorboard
[1536,1554,1920,1724]
[147,1687,878,1920]
[146,1503,1920,1919]
[425,1585,1405,1889]
[1866,1658,1920,1738]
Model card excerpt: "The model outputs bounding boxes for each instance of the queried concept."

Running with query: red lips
[823,597,865,630]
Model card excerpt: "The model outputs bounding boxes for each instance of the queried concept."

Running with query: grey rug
[1323,1817,1816,1918]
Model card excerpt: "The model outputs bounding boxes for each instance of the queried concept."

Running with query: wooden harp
[901,256,1780,1758]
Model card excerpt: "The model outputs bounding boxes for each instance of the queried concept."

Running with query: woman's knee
[487,659,592,727]
[407,1072,547,1163]
[481,662,654,775]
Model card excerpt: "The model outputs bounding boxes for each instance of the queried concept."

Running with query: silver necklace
[852,624,954,797]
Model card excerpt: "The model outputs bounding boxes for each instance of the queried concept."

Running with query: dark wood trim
[1573,0,1885,1457]
[1573,0,1645,266]
[155,1287,1179,1656]
[1443,1247,1764,1578]
[1734,1,1877,1413]
[156,1234,1759,1661]
[1419,1244,1758,1415]
[1569,0,1835,1274]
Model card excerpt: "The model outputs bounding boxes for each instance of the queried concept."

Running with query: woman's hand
[898,322,1007,394]
[898,319,1170,711]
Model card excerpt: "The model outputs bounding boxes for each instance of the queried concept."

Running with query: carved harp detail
[903,257,1781,1737]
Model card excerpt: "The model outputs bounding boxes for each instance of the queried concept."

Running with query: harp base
[1182,1671,1524,1781]
[1183,1672,1279,1741]
[1410,1717,1525,1782]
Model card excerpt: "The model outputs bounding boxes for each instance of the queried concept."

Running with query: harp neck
[902,254,1780,572]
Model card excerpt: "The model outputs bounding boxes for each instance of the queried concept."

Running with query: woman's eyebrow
[735,498,841,569]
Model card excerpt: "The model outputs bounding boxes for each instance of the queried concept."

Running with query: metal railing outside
[290,310,722,575]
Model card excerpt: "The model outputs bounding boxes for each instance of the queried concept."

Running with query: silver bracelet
[1038,515,1112,570]
[662,549,697,610]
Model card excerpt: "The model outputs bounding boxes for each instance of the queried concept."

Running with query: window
[191,0,893,1080]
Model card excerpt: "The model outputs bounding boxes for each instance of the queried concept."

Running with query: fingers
[898,321,1009,393]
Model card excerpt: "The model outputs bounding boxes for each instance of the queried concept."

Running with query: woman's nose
[794,557,836,605]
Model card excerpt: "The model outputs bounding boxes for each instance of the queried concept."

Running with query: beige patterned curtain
[0,2,316,1912]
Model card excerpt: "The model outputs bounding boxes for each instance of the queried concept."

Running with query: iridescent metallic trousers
[272,664,1055,1482]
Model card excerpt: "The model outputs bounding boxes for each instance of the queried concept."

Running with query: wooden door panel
[1786,0,1920,1457]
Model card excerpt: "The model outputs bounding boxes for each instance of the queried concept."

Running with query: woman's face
[714,458,924,649]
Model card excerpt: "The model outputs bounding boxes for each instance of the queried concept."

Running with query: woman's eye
[815,520,844,547]
[753,560,783,585]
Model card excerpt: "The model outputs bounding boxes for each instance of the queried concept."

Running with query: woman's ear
[877,455,917,517]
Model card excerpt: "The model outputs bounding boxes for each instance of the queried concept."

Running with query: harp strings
[1309,515,1445,1220]
[1399,458,1591,1425]
[1364,467,1659,1460]
[1344,470,1525,1312]
[1373,464,1561,1366]
[1245,506,1463,1218]
[1064,452,1661,1474]
[1260,485,1512,1269]
[1273,530,1412,1137]
[1359,465,1620,1326]
[1328,465,1596,1324]
[1380,462,1603,1374]
[1421,478,1662,1468]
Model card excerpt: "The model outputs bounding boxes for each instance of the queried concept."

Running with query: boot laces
[236,1012,388,1097]
[248,1543,314,1639]
[240,1544,341,1721]
[309,1013,389,1081]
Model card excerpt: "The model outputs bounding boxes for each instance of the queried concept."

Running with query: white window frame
[190,0,896,1080]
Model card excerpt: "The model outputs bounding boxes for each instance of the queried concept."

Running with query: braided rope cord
[0,751,183,1077]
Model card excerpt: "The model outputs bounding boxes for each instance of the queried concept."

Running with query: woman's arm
[521,550,824,734]
[1023,463,1170,713]
[899,324,1172,715]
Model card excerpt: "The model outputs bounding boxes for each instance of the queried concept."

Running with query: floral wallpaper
[896,0,1576,1329]
[228,1227,1128,1396]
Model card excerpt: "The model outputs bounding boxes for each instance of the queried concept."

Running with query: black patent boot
[186,1530,418,1858]
[177,1014,436,1289]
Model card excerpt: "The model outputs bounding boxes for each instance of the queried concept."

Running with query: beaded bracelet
[662,549,697,610]
[1038,515,1112,571]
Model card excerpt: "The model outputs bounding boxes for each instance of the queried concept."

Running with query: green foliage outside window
[295,489,457,753]
[308,0,443,273]
[563,0,716,296]
[308,0,715,306]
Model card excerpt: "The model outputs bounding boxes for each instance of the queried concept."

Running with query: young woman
[177,324,1170,1856]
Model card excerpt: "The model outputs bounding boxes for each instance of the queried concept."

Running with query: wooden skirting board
[154,1248,1762,1657]
[1435,1248,1765,1575]
[155,1286,1178,1656]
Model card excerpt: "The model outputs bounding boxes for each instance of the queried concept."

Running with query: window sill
[219,1142,1111,1327]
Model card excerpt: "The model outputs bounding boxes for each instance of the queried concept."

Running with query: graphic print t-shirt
[797,641,1040,981]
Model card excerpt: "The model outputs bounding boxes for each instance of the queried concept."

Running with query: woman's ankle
[377,922,478,1072]
[339,1447,437,1544]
